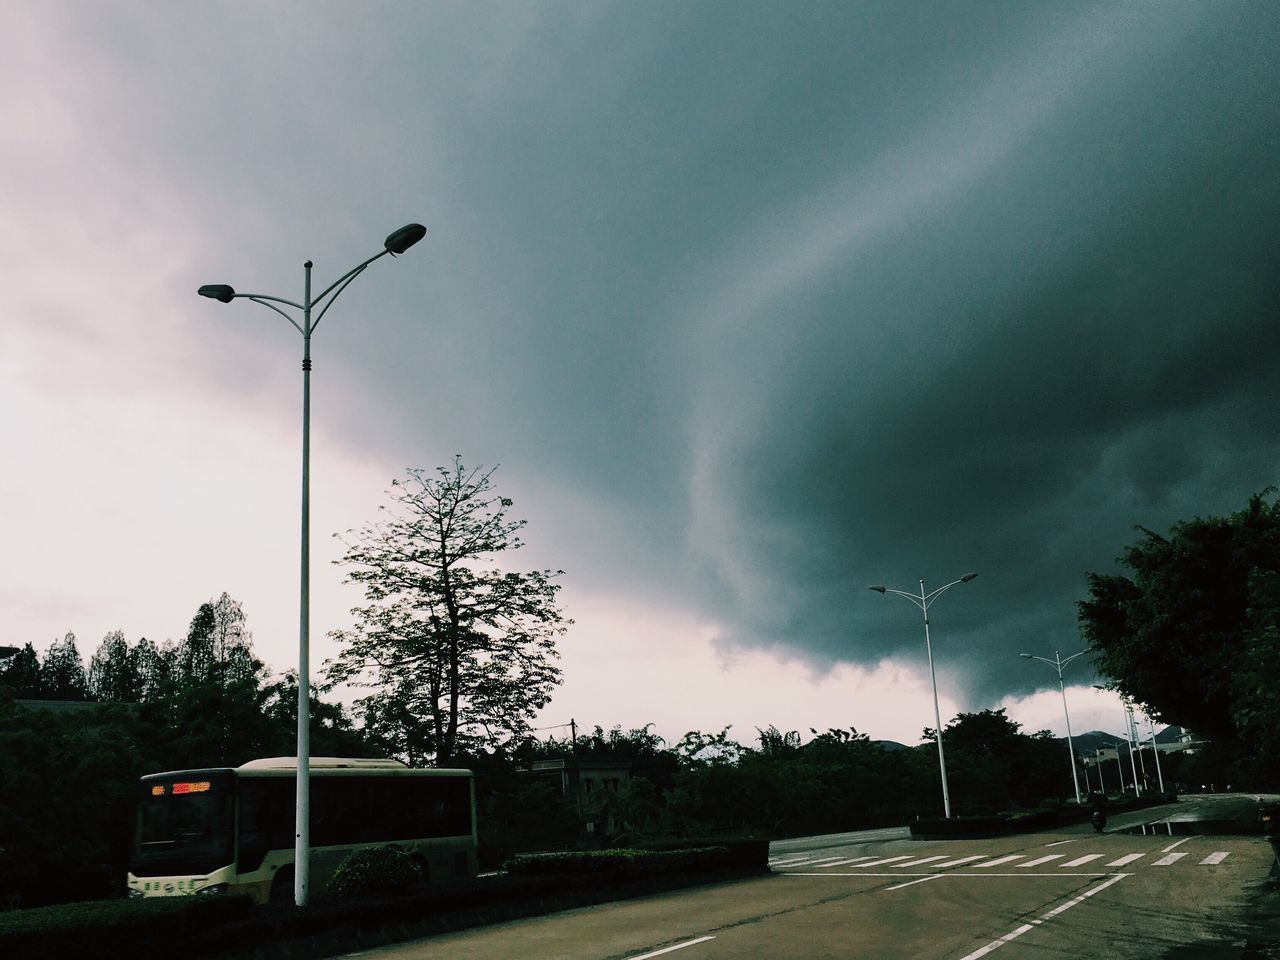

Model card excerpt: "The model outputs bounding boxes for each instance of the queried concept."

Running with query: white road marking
[893,855,950,868]
[822,856,879,867]
[1154,852,1188,866]
[973,855,1025,868]
[1044,839,1078,847]
[1060,854,1105,868]
[1017,855,1064,868]
[1106,854,1144,867]
[784,871,1109,878]
[956,874,1130,960]
[884,874,943,891]
[1161,837,1191,853]
[626,936,716,960]
[855,855,914,867]
[1201,852,1229,865]
[932,855,990,869]
[770,856,845,867]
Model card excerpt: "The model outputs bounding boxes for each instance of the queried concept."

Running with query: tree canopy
[1079,490,1280,785]
[327,458,569,765]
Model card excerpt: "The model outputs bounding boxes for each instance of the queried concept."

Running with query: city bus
[127,757,476,904]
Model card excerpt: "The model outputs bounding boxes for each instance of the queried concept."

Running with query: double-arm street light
[1019,649,1087,804]
[870,573,978,819]
[198,222,426,907]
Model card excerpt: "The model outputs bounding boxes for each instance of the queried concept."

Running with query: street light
[1019,650,1087,804]
[869,573,977,818]
[198,222,425,907]
[1095,685,1142,796]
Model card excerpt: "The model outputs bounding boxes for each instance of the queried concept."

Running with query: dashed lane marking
[625,936,716,960]
[1154,852,1187,866]
[956,874,1131,959]
[1201,852,1229,865]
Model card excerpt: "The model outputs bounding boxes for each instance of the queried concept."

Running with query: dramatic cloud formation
[3,2,1277,744]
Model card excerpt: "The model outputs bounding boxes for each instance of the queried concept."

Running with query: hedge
[0,842,769,960]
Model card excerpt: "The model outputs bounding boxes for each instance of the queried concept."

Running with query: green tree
[934,709,1064,812]
[0,643,42,698]
[87,630,140,703]
[1079,490,1280,786]
[129,637,171,704]
[40,633,87,701]
[327,458,569,765]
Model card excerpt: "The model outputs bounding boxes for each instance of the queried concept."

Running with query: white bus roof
[238,757,409,770]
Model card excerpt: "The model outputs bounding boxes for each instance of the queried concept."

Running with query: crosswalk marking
[933,855,990,869]
[973,855,1025,868]
[1018,855,1064,868]
[773,846,1238,873]
[1106,854,1145,867]
[894,856,950,868]
[1060,854,1105,868]
[856,855,914,867]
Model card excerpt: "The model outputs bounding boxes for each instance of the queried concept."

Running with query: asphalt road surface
[344,796,1279,960]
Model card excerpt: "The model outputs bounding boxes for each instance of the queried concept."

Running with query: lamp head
[869,585,886,593]
[1019,653,1032,659]
[961,572,978,583]
[384,223,427,255]
[198,284,236,303]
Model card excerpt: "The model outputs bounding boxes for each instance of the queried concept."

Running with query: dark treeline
[468,711,1102,869]
[0,594,368,909]
[0,595,1094,909]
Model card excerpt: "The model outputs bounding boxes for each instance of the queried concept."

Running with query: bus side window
[237,782,270,872]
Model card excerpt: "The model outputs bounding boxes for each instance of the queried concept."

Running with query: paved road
[343,800,1278,960]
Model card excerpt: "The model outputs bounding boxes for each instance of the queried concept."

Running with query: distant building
[520,758,633,836]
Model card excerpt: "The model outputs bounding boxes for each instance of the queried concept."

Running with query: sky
[3,1,1278,751]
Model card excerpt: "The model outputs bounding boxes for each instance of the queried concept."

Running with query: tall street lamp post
[198,222,426,907]
[1096,685,1142,796]
[1019,650,1087,804]
[870,573,978,819]
[1145,714,1167,793]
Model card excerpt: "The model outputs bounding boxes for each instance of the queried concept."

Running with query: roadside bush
[503,846,731,880]
[0,896,256,959]
[327,846,422,899]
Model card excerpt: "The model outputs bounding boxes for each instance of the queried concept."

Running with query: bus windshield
[131,771,234,875]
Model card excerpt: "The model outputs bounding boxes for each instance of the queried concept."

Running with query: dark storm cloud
[90,1,1275,710]
[380,0,1280,707]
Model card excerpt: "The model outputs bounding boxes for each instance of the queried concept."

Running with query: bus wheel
[270,868,295,905]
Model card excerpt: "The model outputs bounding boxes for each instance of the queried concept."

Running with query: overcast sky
[3,1,1277,750]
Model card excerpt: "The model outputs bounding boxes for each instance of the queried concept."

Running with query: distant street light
[1095,685,1142,796]
[1019,650,1087,804]
[1145,714,1167,793]
[869,573,978,819]
[197,222,426,907]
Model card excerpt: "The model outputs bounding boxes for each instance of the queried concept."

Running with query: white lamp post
[870,573,977,819]
[198,222,426,907]
[1019,650,1087,804]
[1146,715,1166,793]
